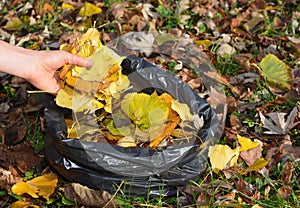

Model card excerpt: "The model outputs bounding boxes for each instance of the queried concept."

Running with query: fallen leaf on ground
[278,185,293,200]
[243,158,269,173]
[10,201,39,208]
[259,106,300,134]
[208,144,240,173]
[78,2,102,17]
[239,145,262,167]
[237,135,262,152]
[260,54,293,91]
[11,173,58,200]
[282,161,294,185]
[0,167,23,190]
[64,183,116,207]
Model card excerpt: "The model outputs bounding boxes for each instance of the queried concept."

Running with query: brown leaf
[265,147,283,170]
[108,3,125,20]
[229,113,242,130]
[236,178,261,203]
[196,192,211,207]
[4,123,27,146]
[239,145,262,167]
[64,183,117,207]
[282,161,294,186]
[278,185,293,200]
[204,71,241,96]
[259,107,300,135]
[0,167,23,190]
[0,143,41,174]
[280,144,300,160]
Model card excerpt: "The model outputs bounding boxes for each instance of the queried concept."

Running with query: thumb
[61,51,94,68]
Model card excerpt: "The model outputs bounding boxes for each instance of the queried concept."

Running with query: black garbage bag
[44,42,222,197]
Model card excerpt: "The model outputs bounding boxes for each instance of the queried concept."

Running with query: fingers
[60,51,94,68]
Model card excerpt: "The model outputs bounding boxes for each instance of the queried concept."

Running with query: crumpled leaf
[208,144,240,173]
[259,106,300,134]
[78,2,102,17]
[119,32,155,56]
[260,54,293,91]
[11,173,58,200]
[64,183,115,207]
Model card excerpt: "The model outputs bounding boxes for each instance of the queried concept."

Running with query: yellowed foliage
[237,135,262,152]
[10,201,39,208]
[78,2,102,17]
[56,28,129,114]
[244,158,269,173]
[208,144,240,173]
[57,28,197,149]
[11,173,58,201]
[171,99,193,122]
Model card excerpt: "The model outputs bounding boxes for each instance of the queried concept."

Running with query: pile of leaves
[55,28,201,149]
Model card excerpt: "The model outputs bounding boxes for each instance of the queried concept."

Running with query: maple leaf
[259,107,300,134]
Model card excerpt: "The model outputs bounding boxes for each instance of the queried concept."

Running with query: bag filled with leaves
[44,28,220,197]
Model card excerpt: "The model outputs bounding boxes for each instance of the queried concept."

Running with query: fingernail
[85,59,94,67]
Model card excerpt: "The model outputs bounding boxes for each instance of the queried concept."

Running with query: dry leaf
[260,107,300,134]
[3,17,23,31]
[278,185,293,200]
[240,145,262,167]
[64,183,116,207]
[0,167,23,190]
[171,100,193,122]
[282,161,294,185]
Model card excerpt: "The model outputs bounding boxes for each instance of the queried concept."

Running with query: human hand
[26,50,94,94]
[0,40,93,94]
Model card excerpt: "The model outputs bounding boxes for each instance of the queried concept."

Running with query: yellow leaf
[11,182,39,198]
[10,201,39,208]
[208,144,240,173]
[55,85,74,109]
[171,100,193,121]
[237,135,261,152]
[194,39,212,48]
[3,17,23,31]
[11,173,58,201]
[121,92,170,131]
[155,33,180,45]
[78,2,102,17]
[62,3,75,11]
[80,28,101,49]
[117,136,137,147]
[244,158,269,172]
[260,54,293,91]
